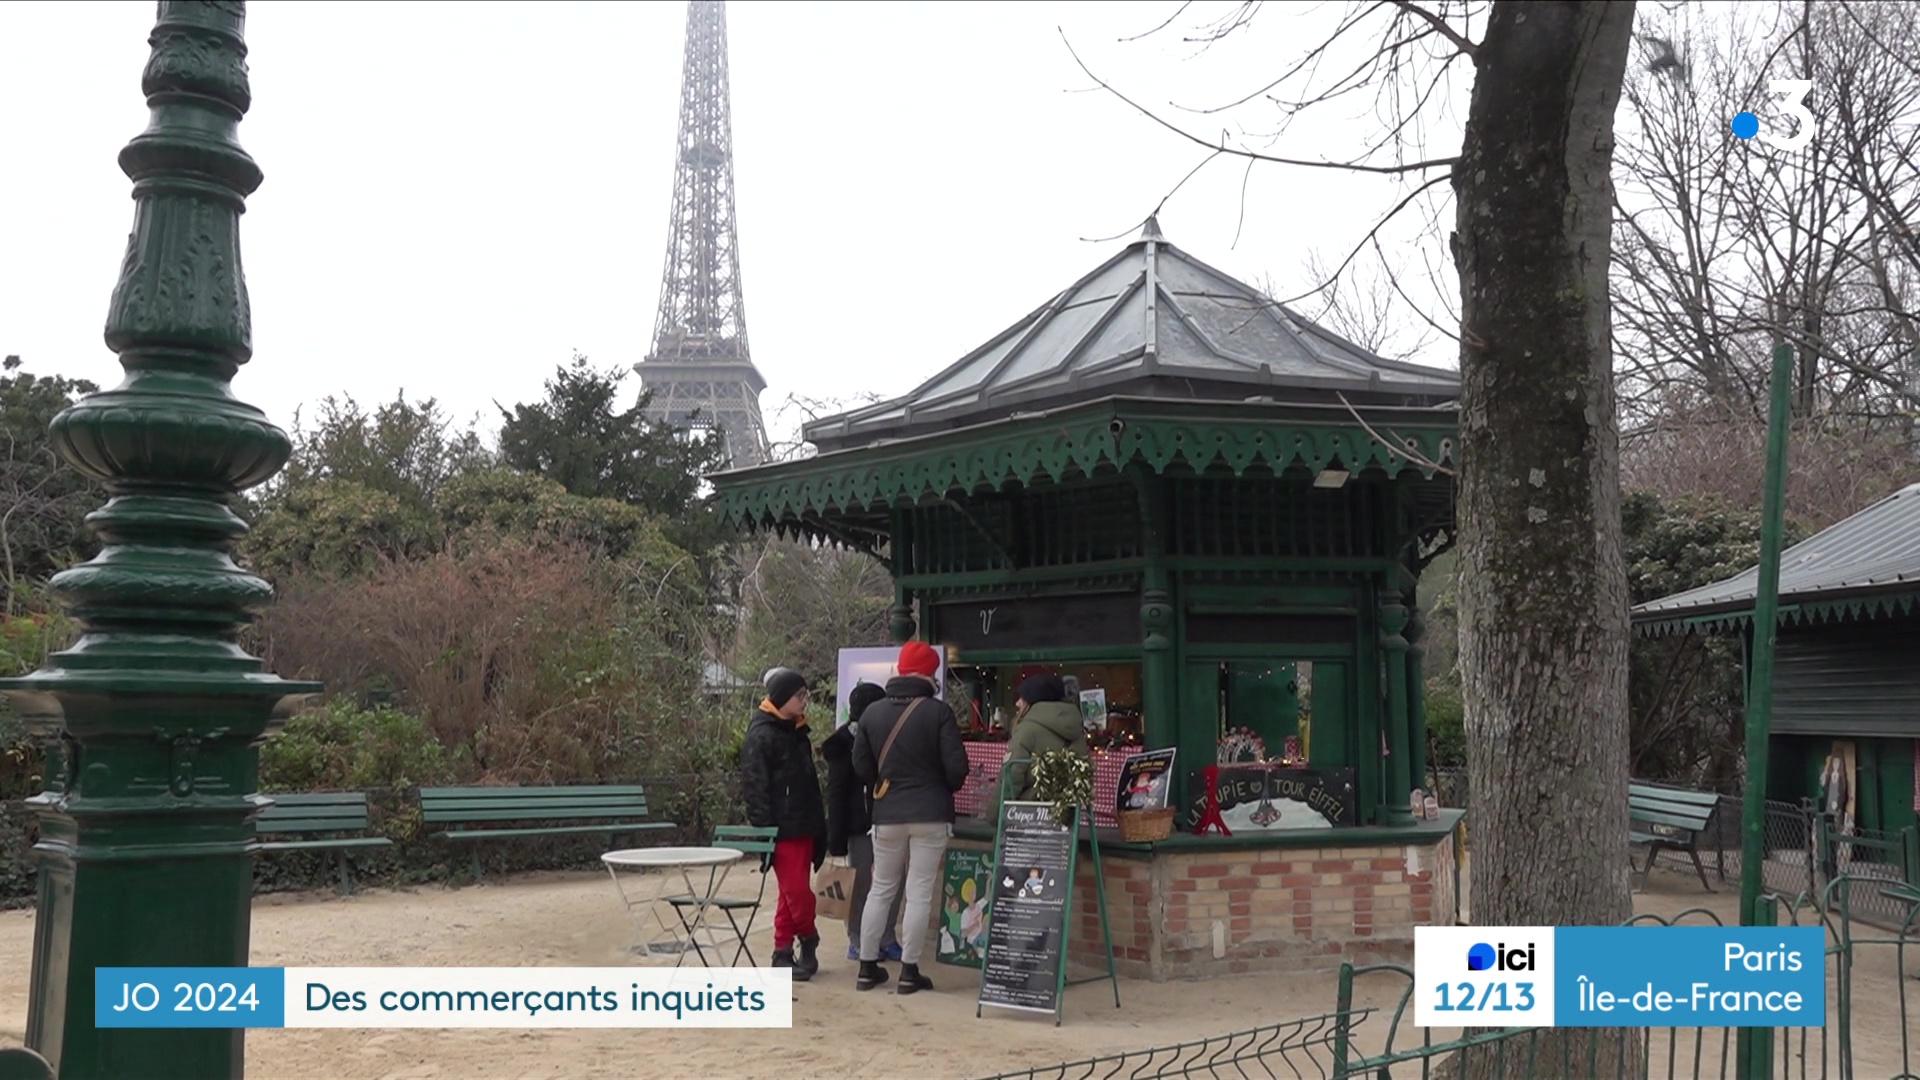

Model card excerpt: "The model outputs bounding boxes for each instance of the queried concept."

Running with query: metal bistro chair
[665,825,777,966]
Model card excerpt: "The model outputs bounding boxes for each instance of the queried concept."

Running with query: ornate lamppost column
[0,3,316,1076]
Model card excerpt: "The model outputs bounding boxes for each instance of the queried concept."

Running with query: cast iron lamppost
[0,3,315,1077]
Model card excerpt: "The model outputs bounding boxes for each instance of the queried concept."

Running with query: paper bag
[813,862,857,921]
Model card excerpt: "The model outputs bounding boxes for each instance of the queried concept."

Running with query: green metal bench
[256,791,394,894]
[420,785,674,879]
[1629,783,1722,892]
[664,825,777,966]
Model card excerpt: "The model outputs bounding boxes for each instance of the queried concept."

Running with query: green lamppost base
[0,4,317,1077]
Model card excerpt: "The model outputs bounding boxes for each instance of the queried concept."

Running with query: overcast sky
[0,1,1465,447]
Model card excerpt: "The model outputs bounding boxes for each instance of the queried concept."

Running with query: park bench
[1629,783,1722,892]
[256,791,394,894]
[420,784,674,879]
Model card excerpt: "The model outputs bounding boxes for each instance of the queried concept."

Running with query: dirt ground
[1,864,1914,1079]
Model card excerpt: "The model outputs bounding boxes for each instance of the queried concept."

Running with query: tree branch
[1388,0,1479,62]
[1060,28,1459,176]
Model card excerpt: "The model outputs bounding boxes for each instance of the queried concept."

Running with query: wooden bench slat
[420,785,649,799]
[1628,785,1721,807]
[264,793,371,806]
[420,796,648,814]
[259,816,372,829]
[1630,809,1715,830]
[438,822,674,841]
[425,807,652,824]
[259,807,370,822]
[257,837,393,852]
[260,806,368,818]
[1628,795,1720,810]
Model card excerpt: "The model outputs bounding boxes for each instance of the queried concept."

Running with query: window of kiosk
[950,661,1144,750]
[1190,661,1313,760]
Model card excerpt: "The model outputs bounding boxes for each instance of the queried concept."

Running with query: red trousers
[770,837,818,950]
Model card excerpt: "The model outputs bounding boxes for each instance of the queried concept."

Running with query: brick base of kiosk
[947,821,1459,981]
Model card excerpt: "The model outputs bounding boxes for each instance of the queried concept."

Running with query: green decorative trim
[715,404,1455,527]
[1634,590,1920,639]
[897,558,1146,592]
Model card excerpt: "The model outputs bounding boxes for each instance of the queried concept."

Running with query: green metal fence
[978,1009,1370,1079]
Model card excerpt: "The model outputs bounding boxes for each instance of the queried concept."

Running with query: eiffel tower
[636,0,771,468]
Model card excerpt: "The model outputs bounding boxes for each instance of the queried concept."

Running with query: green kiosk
[713,220,1465,980]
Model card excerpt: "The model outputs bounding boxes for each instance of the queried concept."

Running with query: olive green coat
[991,701,1091,816]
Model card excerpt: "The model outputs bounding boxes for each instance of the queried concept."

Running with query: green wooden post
[1405,595,1428,793]
[1132,470,1180,795]
[1378,599,1414,826]
[0,4,317,1076]
[889,506,916,643]
[1735,343,1794,1080]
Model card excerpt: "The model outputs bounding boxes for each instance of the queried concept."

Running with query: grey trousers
[846,834,901,952]
[859,821,950,965]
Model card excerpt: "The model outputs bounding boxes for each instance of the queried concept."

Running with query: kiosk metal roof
[803,218,1458,450]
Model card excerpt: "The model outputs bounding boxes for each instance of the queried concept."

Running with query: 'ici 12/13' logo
[1467,941,1536,972]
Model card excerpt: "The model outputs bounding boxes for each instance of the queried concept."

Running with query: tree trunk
[1452,0,1637,1066]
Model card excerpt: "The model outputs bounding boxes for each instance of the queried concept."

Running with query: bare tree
[1613,2,1920,445]
[1081,11,1640,1043]
[1450,0,1639,961]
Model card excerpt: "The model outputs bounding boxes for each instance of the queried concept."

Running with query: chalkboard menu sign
[977,802,1075,1016]
[1182,765,1357,831]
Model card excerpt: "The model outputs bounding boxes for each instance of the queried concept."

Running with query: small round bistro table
[601,846,745,967]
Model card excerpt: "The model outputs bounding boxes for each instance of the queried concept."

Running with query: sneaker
[881,943,903,962]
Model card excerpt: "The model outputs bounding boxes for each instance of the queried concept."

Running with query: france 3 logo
[1413,927,1557,1028]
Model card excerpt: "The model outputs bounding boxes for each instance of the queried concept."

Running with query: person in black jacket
[821,682,903,962]
[850,641,970,994]
[739,667,828,980]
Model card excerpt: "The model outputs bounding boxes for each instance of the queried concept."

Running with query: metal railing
[978,1009,1367,1079]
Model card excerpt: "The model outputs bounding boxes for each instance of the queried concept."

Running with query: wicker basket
[1117,807,1176,843]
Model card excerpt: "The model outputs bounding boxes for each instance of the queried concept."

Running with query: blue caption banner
[1414,925,1826,1028]
[95,968,286,1029]
[1555,927,1825,1028]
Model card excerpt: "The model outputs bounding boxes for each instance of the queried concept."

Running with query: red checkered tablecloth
[956,742,1144,828]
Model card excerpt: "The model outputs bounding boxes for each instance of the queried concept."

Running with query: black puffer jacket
[739,705,828,847]
[851,676,969,825]
[820,723,869,858]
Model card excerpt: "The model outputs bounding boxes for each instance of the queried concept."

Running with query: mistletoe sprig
[1029,748,1093,826]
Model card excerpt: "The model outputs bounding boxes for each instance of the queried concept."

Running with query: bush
[260,700,452,793]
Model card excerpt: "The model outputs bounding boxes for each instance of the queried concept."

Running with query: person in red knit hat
[849,640,968,994]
